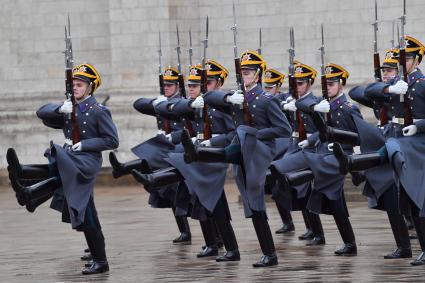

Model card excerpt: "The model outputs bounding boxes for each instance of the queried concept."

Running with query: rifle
[188,29,193,66]
[158,30,172,134]
[101,95,110,106]
[64,15,80,144]
[398,0,413,126]
[371,0,389,126]
[258,28,262,55]
[176,24,195,136]
[232,2,252,126]
[288,27,307,141]
[200,17,212,140]
[319,24,330,123]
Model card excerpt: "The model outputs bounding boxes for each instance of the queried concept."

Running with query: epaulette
[260,91,274,99]
[343,101,353,109]
[94,103,107,110]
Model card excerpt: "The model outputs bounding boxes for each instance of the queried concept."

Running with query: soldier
[332,35,425,265]
[270,61,328,246]
[133,60,239,261]
[109,66,192,244]
[7,63,119,274]
[262,68,295,234]
[181,50,292,267]
[340,49,412,258]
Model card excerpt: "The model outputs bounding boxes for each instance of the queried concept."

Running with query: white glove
[298,140,310,149]
[191,137,197,143]
[283,99,297,112]
[165,133,172,142]
[200,139,211,147]
[71,142,82,151]
[152,95,167,106]
[191,96,204,109]
[59,99,73,114]
[402,125,417,136]
[327,142,334,152]
[313,100,330,113]
[226,90,244,105]
[157,130,166,136]
[388,80,408,95]
[64,138,73,146]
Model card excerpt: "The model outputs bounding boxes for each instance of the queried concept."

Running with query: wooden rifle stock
[399,49,413,126]
[234,57,252,126]
[289,75,306,141]
[177,73,195,136]
[201,68,212,140]
[374,52,389,126]
[65,68,80,144]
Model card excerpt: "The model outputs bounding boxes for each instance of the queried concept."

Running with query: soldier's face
[264,85,277,95]
[207,79,221,91]
[164,83,178,97]
[73,79,91,101]
[296,80,310,96]
[242,69,258,88]
[326,81,341,98]
[406,57,418,73]
[382,68,398,82]
[188,84,201,99]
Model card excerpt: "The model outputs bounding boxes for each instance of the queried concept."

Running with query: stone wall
[1,0,425,168]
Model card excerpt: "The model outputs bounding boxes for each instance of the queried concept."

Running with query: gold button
[83,121,87,124]
[82,130,86,133]
[86,113,89,116]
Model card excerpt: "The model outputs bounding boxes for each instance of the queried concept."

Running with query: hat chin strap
[407,57,419,74]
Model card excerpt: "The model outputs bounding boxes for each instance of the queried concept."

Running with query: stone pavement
[0,184,423,283]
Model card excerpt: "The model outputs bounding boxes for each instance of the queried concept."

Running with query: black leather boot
[411,252,425,266]
[286,170,315,186]
[197,218,219,258]
[350,172,366,186]
[17,177,59,204]
[334,243,357,256]
[82,260,109,275]
[312,112,359,145]
[216,250,240,262]
[252,211,278,267]
[197,245,219,257]
[275,200,295,234]
[173,214,191,244]
[306,212,325,246]
[109,152,147,179]
[275,223,295,234]
[298,229,314,240]
[26,191,54,213]
[333,142,383,175]
[131,167,182,189]
[385,212,411,259]
[192,147,227,164]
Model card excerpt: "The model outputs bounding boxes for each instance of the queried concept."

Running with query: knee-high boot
[384,212,412,258]
[306,211,326,246]
[197,218,218,257]
[131,167,182,189]
[251,211,278,267]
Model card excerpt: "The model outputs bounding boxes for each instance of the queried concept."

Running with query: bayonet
[188,29,193,66]
[258,28,262,55]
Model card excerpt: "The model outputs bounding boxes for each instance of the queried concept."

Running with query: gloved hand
[327,142,334,152]
[226,90,244,105]
[283,99,297,111]
[165,133,172,142]
[71,142,82,151]
[191,137,197,143]
[313,100,330,113]
[157,129,166,136]
[298,140,310,149]
[402,124,417,136]
[388,80,408,95]
[191,96,204,109]
[200,139,211,147]
[59,99,73,114]
[152,95,167,107]
[64,138,73,146]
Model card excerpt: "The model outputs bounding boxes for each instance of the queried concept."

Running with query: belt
[391,117,424,124]
[292,132,312,138]
[196,133,220,140]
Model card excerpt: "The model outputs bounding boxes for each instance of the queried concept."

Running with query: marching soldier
[270,61,327,245]
[340,49,412,258]
[7,63,119,274]
[181,50,292,267]
[332,35,425,265]
[133,60,240,261]
[262,68,296,234]
[109,66,192,244]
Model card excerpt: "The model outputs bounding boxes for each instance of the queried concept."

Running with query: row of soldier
[5,26,425,274]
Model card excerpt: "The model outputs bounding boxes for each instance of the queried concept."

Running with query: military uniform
[109,66,192,244]
[7,63,118,274]
[181,50,292,267]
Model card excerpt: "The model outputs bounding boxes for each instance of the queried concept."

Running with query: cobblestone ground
[0,184,423,283]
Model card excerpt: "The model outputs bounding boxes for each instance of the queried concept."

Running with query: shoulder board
[260,91,274,99]
[94,103,108,110]
[343,101,354,109]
